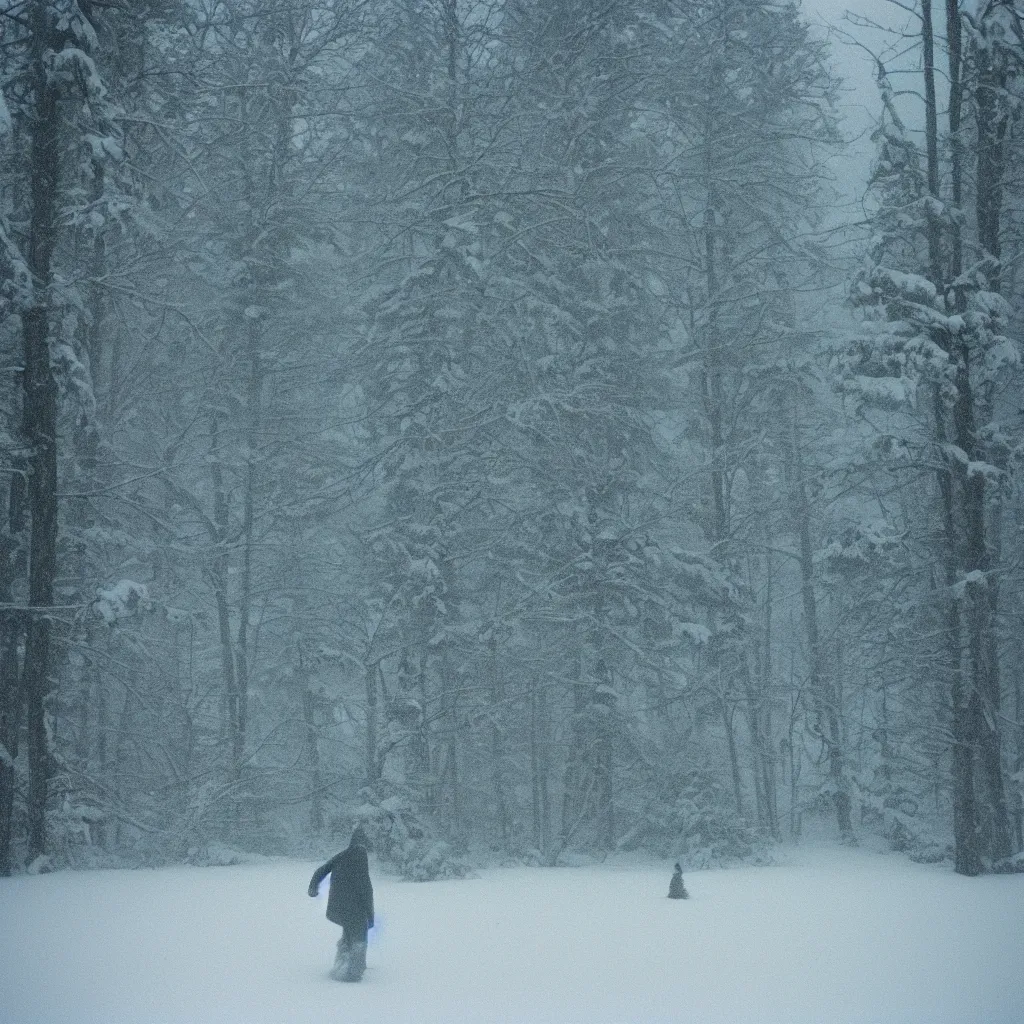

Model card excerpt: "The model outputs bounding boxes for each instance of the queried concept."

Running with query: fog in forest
[1,0,1023,883]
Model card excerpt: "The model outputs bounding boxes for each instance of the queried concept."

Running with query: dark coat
[309,843,374,928]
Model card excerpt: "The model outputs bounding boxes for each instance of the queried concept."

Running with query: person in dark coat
[308,827,375,981]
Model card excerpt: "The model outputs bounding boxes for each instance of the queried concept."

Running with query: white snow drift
[1,844,1021,1023]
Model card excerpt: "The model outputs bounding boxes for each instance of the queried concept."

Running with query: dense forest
[1,0,1022,880]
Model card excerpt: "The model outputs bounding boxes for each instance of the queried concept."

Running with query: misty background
[1,0,1022,881]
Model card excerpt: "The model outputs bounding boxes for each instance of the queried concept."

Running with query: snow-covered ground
[2,844,1021,1024]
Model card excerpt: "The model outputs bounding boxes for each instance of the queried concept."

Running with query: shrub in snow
[883,811,951,865]
[401,839,471,882]
[670,799,761,868]
[26,854,53,875]
[31,773,123,871]
[992,852,1024,874]
[347,790,472,881]
[857,769,951,864]
[618,772,764,867]
[184,841,275,867]
[46,795,112,870]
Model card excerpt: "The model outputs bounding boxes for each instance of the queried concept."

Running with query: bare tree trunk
[921,0,943,286]
[951,625,982,875]
[301,672,323,835]
[971,19,1013,862]
[365,663,380,789]
[413,648,433,812]
[488,632,511,852]
[0,612,22,876]
[1013,659,1023,850]
[230,317,263,800]
[743,626,778,837]
[208,410,241,839]
[438,641,462,841]
[751,549,780,838]
[530,676,550,856]
[919,0,979,875]
[23,2,62,864]
[0,458,27,874]
[720,690,744,818]
[561,648,588,849]
[973,42,1006,286]
[790,417,852,841]
[595,656,615,850]
[932,387,980,874]
[948,0,1010,864]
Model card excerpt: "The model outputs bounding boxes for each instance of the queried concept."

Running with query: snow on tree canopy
[94,581,151,624]
[867,268,938,306]
[84,133,124,162]
[849,374,917,409]
[675,621,712,645]
[46,48,106,99]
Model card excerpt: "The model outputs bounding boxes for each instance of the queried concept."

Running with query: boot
[343,941,367,982]
[329,938,350,981]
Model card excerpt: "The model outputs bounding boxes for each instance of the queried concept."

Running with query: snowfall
[2,844,1021,1024]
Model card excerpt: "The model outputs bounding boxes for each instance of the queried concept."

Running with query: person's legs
[329,931,350,980]
[340,920,368,981]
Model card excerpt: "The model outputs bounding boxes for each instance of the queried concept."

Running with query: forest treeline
[1,0,1022,878]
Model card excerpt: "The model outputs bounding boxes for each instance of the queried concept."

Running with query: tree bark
[791,417,852,841]
[22,2,63,864]
[970,16,1013,862]
[1013,660,1023,851]
[0,419,28,874]
[301,658,323,835]
[365,662,380,789]
[721,691,744,818]
[920,4,965,855]
[530,675,551,856]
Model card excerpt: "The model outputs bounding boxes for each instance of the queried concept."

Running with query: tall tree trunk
[0,615,22,876]
[721,691,744,818]
[561,647,587,849]
[22,2,63,864]
[0,425,28,874]
[973,44,1006,286]
[923,0,979,874]
[438,641,462,840]
[0,487,26,875]
[231,316,263,795]
[921,0,943,286]
[365,662,380,789]
[791,417,852,841]
[562,504,616,852]
[1013,660,1023,851]
[301,655,323,836]
[530,675,550,857]
[489,632,511,852]
[971,20,1013,862]
[594,656,615,850]
[932,382,979,873]
[208,411,239,826]
[749,540,780,838]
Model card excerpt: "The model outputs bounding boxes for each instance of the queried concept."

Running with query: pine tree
[842,2,1022,871]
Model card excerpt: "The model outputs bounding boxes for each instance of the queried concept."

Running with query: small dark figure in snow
[668,862,689,899]
[308,827,375,981]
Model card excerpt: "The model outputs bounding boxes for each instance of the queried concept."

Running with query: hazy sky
[800,0,914,208]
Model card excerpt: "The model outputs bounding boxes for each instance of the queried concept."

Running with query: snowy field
[2,845,1021,1024]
